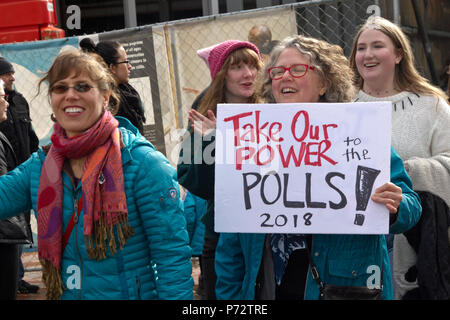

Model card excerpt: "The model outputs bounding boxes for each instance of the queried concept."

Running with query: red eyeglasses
[268,64,315,80]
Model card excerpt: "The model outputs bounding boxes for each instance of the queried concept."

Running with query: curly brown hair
[260,35,356,103]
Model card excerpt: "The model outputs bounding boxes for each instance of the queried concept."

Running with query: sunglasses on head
[50,83,95,94]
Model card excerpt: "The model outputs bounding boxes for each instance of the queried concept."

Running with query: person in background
[182,189,207,298]
[80,38,146,135]
[0,56,39,295]
[0,79,30,299]
[248,24,279,64]
[0,48,193,300]
[177,40,263,299]
[448,67,450,102]
[214,35,422,300]
[350,16,450,300]
[438,57,449,101]
[446,62,450,102]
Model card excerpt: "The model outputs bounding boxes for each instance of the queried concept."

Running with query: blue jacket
[182,191,206,256]
[0,117,193,300]
[215,147,422,300]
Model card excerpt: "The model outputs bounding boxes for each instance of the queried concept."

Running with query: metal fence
[167,0,377,148]
[0,0,380,168]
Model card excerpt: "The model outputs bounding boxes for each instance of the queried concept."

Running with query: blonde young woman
[177,40,263,299]
[214,35,421,300]
[350,16,450,299]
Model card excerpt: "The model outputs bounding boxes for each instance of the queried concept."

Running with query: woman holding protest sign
[350,16,450,299]
[214,34,421,300]
[0,48,193,300]
[80,38,146,135]
[177,40,263,299]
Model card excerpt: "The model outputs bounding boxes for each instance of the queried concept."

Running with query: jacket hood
[116,116,156,154]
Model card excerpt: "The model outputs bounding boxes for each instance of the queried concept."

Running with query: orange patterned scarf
[37,111,133,299]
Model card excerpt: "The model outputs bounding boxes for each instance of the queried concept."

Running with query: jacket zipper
[66,179,83,300]
[136,276,141,299]
[304,235,313,299]
[73,194,83,300]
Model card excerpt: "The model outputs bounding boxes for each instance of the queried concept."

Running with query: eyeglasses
[115,60,130,65]
[268,64,315,80]
[50,83,95,94]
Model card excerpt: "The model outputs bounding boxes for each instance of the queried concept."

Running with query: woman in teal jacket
[215,35,421,300]
[0,49,193,300]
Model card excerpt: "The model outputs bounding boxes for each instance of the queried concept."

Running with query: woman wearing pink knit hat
[178,40,262,299]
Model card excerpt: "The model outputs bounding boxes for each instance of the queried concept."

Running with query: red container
[0,0,65,44]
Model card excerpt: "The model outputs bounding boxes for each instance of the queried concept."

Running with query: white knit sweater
[357,90,450,299]
[356,90,450,207]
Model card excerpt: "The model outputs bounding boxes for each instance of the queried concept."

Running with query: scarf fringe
[86,212,134,260]
[40,259,64,300]
[40,214,134,300]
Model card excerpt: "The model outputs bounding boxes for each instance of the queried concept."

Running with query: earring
[50,113,57,122]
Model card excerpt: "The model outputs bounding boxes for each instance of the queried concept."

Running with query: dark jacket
[177,89,218,239]
[0,132,31,244]
[114,83,146,135]
[0,90,38,244]
[0,90,39,165]
[403,191,450,300]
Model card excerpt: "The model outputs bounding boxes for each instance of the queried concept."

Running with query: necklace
[365,88,400,98]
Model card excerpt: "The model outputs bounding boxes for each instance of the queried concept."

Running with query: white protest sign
[214,102,391,234]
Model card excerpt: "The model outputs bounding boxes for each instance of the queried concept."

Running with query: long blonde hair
[197,47,263,116]
[260,35,356,103]
[349,16,448,103]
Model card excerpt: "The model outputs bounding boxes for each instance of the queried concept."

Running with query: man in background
[0,56,39,294]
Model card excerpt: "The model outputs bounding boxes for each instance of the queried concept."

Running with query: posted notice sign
[214,102,391,234]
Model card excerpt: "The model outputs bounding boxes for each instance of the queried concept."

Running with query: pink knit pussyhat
[197,40,261,80]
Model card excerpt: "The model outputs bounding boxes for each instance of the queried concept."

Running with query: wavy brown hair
[349,16,448,103]
[196,47,263,116]
[260,35,356,103]
[38,48,119,114]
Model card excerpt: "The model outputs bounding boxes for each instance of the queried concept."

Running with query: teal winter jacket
[215,147,422,300]
[182,191,206,256]
[0,117,193,300]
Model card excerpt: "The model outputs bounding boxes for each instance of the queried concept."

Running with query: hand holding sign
[214,102,392,235]
[371,182,402,214]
